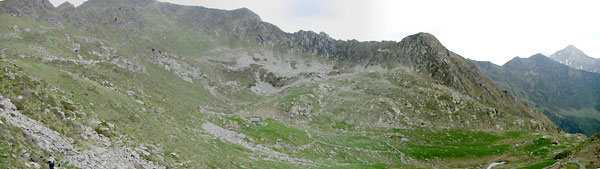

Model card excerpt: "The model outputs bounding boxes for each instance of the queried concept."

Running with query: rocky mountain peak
[28,0,55,9]
[550,45,600,73]
[505,54,550,64]
[414,32,445,48]
[231,7,262,22]
[551,45,591,61]
[1,0,578,167]
[56,1,75,11]
[560,45,587,57]
[530,53,548,60]
[502,56,526,70]
[0,0,56,16]
[398,32,448,56]
[79,0,156,8]
[473,52,600,136]
[504,53,577,74]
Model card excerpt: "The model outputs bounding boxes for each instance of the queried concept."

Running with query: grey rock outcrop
[145,51,203,82]
[0,95,74,154]
[64,146,165,169]
[0,0,55,17]
[0,94,161,168]
[0,0,65,28]
[202,122,323,167]
[549,45,600,73]
[110,56,148,74]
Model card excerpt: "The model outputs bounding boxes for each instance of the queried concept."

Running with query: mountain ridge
[550,45,600,73]
[0,0,557,142]
[1,0,585,168]
[2,0,553,143]
[474,54,600,136]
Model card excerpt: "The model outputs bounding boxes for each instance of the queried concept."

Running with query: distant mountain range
[550,45,600,73]
[473,47,600,136]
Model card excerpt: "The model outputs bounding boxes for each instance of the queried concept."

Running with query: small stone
[21,151,30,160]
[140,150,150,156]
[29,162,42,169]
[89,120,102,125]
[105,122,115,128]
[170,152,179,158]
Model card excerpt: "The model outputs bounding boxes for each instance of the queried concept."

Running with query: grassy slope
[0,12,592,169]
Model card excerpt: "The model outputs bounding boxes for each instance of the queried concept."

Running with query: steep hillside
[546,131,600,169]
[0,0,584,168]
[550,45,600,73]
[569,132,600,168]
[473,54,600,136]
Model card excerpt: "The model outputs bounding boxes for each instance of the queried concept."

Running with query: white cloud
[48,0,600,65]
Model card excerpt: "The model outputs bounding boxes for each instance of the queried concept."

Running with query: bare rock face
[0,95,74,154]
[398,32,448,57]
[110,56,148,74]
[0,94,161,168]
[63,146,165,169]
[549,45,600,73]
[25,161,41,169]
[201,122,323,167]
[0,0,55,16]
[0,0,65,28]
[56,1,75,11]
[56,2,80,26]
[0,0,566,167]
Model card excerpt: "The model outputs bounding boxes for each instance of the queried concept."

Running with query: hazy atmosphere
[48,0,600,64]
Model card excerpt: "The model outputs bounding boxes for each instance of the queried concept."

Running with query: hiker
[46,154,55,169]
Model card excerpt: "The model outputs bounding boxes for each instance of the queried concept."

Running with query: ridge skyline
[43,0,600,65]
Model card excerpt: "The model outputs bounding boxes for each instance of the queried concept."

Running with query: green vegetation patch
[314,135,393,151]
[405,144,509,159]
[524,138,552,156]
[518,160,557,169]
[226,116,311,146]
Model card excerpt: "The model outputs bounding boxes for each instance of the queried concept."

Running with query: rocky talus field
[0,0,599,168]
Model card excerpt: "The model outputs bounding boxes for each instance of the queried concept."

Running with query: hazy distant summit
[549,45,600,73]
[473,53,600,136]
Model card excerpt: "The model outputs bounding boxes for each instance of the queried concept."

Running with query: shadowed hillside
[473,54,600,136]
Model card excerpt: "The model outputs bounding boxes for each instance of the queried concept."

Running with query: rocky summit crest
[56,2,75,10]
[0,0,556,133]
[399,32,448,56]
[0,1,578,168]
[0,0,56,16]
[550,45,600,73]
[562,45,586,56]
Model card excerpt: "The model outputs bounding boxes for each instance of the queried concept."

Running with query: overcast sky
[48,0,600,65]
